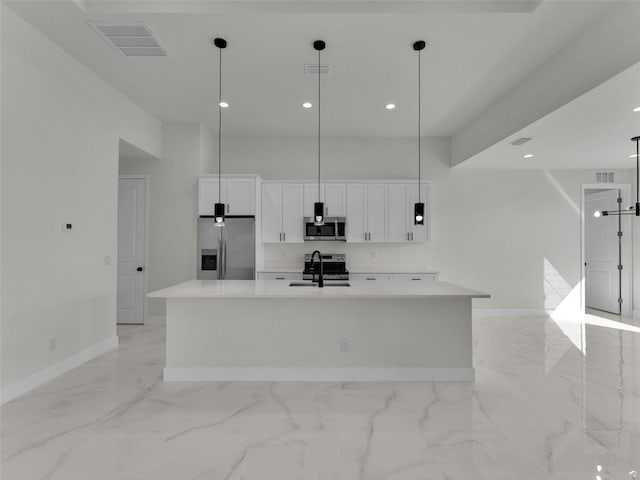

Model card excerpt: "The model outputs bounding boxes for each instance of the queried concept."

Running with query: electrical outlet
[61,222,72,231]
[340,338,350,353]
[49,337,57,352]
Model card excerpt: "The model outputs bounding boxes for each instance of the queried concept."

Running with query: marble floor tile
[1,314,638,479]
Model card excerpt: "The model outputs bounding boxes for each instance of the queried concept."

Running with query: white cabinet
[303,183,346,217]
[226,178,256,215]
[198,178,227,216]
[261,183,303,243]
[199,176,255,216]
[325,184,346,217]
[346,184,387,243]
[387,183,428,243]
[282,184,304,243]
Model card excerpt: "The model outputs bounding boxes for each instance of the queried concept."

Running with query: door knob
[137,267,144,272]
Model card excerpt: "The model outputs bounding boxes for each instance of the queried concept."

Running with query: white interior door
[118,177,147,324]
[585,189,621,314]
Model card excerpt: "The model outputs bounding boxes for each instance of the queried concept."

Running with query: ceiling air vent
[510,137,533,146]
[596,172,615,183]
[305,64,330,75]
[88,22,169,57]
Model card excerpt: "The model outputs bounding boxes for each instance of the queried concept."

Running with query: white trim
[0,336,118,405]
[118,175,150,325]
[581,184,632,316]
[473,308,550,318]
[145,316,166,325]
[163,367,474,382]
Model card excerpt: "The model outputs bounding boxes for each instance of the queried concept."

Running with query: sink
[289,282,351,287]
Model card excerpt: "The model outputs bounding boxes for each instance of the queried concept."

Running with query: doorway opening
[582,184,631,316]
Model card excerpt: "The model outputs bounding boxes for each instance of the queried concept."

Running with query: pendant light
[594,136,640,217]
[313,40,326,226]
[213,37,227,227]
[413,40,426,225]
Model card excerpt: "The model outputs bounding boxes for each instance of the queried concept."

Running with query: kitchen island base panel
[165,297,474,381]
[163,366,474,382]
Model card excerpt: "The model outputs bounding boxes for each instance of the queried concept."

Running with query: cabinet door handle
[325,206,328,216]
[275,277,285,280]
[283,232,286,242]
[411,278,421,281]
[407,232,409,241]
[227,204,230,214]
[366,277,376,281]
[410,232,414,241]
[279,232,282,241]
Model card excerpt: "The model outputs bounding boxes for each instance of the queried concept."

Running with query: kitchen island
[149,280,489,382]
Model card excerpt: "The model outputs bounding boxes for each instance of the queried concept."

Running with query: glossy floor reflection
[1,315,638,479]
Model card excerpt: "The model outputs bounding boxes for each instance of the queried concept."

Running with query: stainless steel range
[303,253,349,281]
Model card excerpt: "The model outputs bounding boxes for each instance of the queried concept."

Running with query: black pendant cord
[317,49,321,202]
[418,48,421,204]
[218,45,222,204]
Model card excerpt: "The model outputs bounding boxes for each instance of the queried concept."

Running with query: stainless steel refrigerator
[197,216,255,280]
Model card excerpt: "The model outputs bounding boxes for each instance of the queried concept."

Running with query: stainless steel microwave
[303,217,347,241]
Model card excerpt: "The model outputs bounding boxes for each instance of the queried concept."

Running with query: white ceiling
[460,60,640,169]
[6,0,616,138]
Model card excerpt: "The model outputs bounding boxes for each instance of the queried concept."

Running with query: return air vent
[305,64,330,75]
[596,172,615,183]
[510,137,532,146]
[88,22,169,57]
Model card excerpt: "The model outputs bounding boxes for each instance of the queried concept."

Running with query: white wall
[1,5,162,393]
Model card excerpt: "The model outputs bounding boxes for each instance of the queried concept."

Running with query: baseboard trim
[163,367,475,382]
[473,308,550,318]
[0,336,119,405]
[145,316,166,325]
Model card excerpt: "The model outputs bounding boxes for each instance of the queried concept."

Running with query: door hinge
[618,264,623,270]
[618,231,623,237]
[617,197,623,204]
[618,297,623,304]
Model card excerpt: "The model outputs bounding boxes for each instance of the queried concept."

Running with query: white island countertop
[149,279,490,299]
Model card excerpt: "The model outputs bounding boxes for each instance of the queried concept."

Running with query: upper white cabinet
[261,183,303,243]
[199,176,256,216]
[303,183,346,217]
[387,183,428,242]
[346,184,388,242]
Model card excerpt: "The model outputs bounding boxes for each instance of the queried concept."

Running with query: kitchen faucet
[310,250,324,288]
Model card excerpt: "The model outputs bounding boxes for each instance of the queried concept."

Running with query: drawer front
[257,272,303,281]
[394,274,438,282]
[350,274,393,282]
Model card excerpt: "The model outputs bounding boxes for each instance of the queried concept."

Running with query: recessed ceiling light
[633,106,640,112]
[385,103,396,110]
[219,102,229,108]
[302,102,312,109]
[523,154,534,158]
[629,154,638,158]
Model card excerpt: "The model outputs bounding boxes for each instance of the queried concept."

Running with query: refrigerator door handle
[223,239,227,279]
[216,238,222,279]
